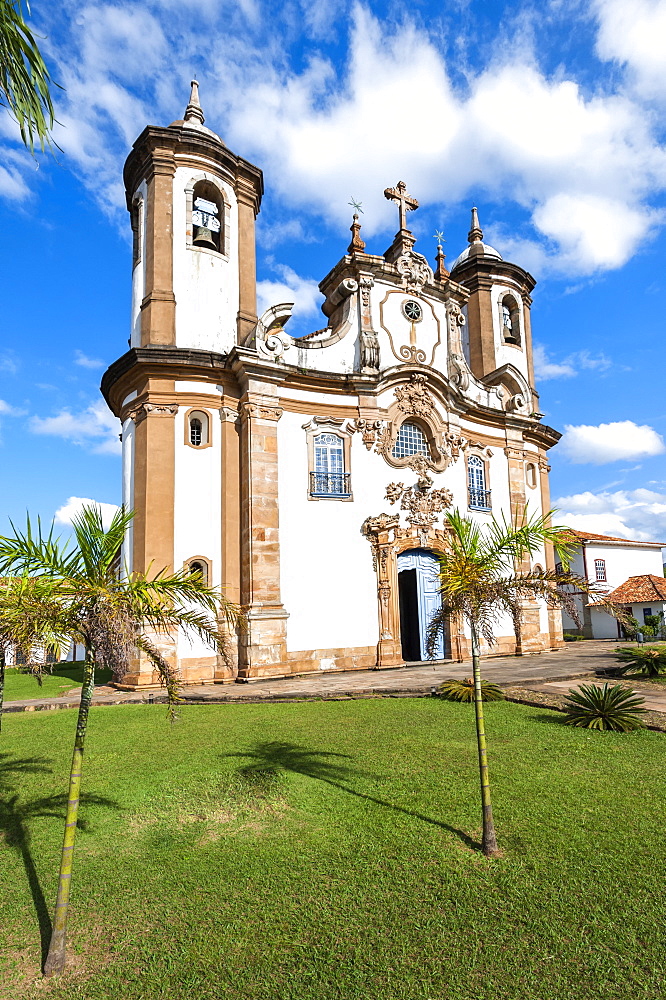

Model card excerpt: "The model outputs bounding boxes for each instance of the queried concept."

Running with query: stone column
[120,393,177,688]
[538,454,564,648]
[236,178,259,345]
[505,443,542,653]
[362,515,403,668]
[140,150,176,347]
[216,404,242,681]
[237,395,289,677]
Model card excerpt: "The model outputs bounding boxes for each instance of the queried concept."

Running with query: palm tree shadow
[0,753,120,968]
[225,742,481,852]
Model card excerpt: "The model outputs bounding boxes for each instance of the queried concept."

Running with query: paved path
[522,676,666,714]
[6,639,632,713]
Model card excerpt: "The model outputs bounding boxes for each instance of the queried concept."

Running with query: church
[101,82,563,687]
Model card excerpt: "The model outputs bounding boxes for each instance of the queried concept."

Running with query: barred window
[188,410,209,447]
[392,421,429,459]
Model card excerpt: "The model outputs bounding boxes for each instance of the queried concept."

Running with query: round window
[402,300,423,322]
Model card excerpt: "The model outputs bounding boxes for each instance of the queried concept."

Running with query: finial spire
[468,206,483,244]
[433,231,449,281]
[184,80,205,126]
[348,212,366,253]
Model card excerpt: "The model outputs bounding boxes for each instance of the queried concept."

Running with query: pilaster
[140,150,177,346]
[237,393,289,677]
[538,454,564,648]
[216,403,242,681]
[236,177,259,345]
[464,273,496,379]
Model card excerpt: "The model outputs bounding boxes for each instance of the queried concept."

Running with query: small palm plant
[0,504,243,976]
[437,678,505,702]
[426,508,626,857]
[614,645,666,678]
[562,682,646,731]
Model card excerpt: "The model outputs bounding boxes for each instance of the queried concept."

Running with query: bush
[614,645,666,678]
[563,633,585,642]
[436,678,505,702]
[562,682,646,732]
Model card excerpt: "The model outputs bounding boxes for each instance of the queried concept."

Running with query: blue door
[397,549,445,660]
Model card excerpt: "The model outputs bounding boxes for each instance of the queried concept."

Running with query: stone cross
[384,180,419,232]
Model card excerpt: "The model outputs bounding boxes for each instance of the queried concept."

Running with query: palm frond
[0,0,58,153]
[70,504,131,582]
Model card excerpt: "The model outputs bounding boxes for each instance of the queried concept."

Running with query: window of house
[594,559,607,582]
[187,410,209,448]
[555,561,563,576]
[191,180,222,252]
[310,432,350,497]
[643,607,653,622]
[468,455,491,510]
[392,421,429,459]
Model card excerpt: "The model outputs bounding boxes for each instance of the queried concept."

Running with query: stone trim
[183,406,213,449]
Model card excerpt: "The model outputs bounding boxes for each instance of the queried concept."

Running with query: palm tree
[425,508,618,858]
[0,503,242,976]
[0,0,57,152]
[0,573,72,732]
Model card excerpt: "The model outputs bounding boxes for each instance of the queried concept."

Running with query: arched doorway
[397,549,446,661]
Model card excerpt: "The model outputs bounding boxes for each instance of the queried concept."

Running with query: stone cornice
[123,124,263,214]
[451,256,536,296]
[102,346,561,450]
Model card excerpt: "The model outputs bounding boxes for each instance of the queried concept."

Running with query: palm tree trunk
[470,624,500,858]
[43,656,95,976]
[0,647,5,734]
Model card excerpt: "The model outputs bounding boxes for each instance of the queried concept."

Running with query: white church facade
[101,83,563,687]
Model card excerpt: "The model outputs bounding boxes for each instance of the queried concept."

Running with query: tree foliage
[0,0,56,152]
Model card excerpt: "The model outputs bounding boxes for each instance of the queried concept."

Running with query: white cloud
[9,2,663,276]
[30,399,121,455]
[54,496,120,531]
[533,344,613,381]
[533,344,576,380]
[256,264,324,330]
[74,350,104,369]
[594,0,666,101]
[558,420,666,464]
[0,399,26,416]
[555,487,666,543]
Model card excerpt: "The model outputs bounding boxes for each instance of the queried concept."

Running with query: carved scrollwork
[129,402,179,424]
[399,344,427,364]
[449,353,470,392]
[241,402,283,422]
[352,418,384,450]
[395,250,434,292]
[385,479,453,530]
[394,373,434,417]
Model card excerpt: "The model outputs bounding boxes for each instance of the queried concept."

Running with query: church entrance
[397,549,446,662]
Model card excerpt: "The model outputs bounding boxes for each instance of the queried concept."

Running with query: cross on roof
[383,180,419,232]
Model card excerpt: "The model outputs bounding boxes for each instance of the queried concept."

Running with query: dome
[450,242,502,271]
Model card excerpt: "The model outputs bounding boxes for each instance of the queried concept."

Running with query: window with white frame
[468,454,491,510]
[594,559,607,582]
[392,421,429,459]
[310,433,350,497]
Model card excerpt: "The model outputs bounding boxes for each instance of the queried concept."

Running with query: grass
[0,698,664,1000]
[3,663,113,702]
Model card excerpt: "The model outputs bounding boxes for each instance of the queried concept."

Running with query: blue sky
[1,0,666,541]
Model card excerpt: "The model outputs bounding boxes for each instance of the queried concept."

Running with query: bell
[193,225,217,250]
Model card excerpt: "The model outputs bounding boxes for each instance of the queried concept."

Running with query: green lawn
[1,698,664,1000]
[3,663,113,702]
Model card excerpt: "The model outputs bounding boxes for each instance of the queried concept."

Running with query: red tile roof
[563,528,663,546]
[608,574,666,604]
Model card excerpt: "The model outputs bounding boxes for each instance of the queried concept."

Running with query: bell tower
[125,80,263,352]
[450,208,538,412]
